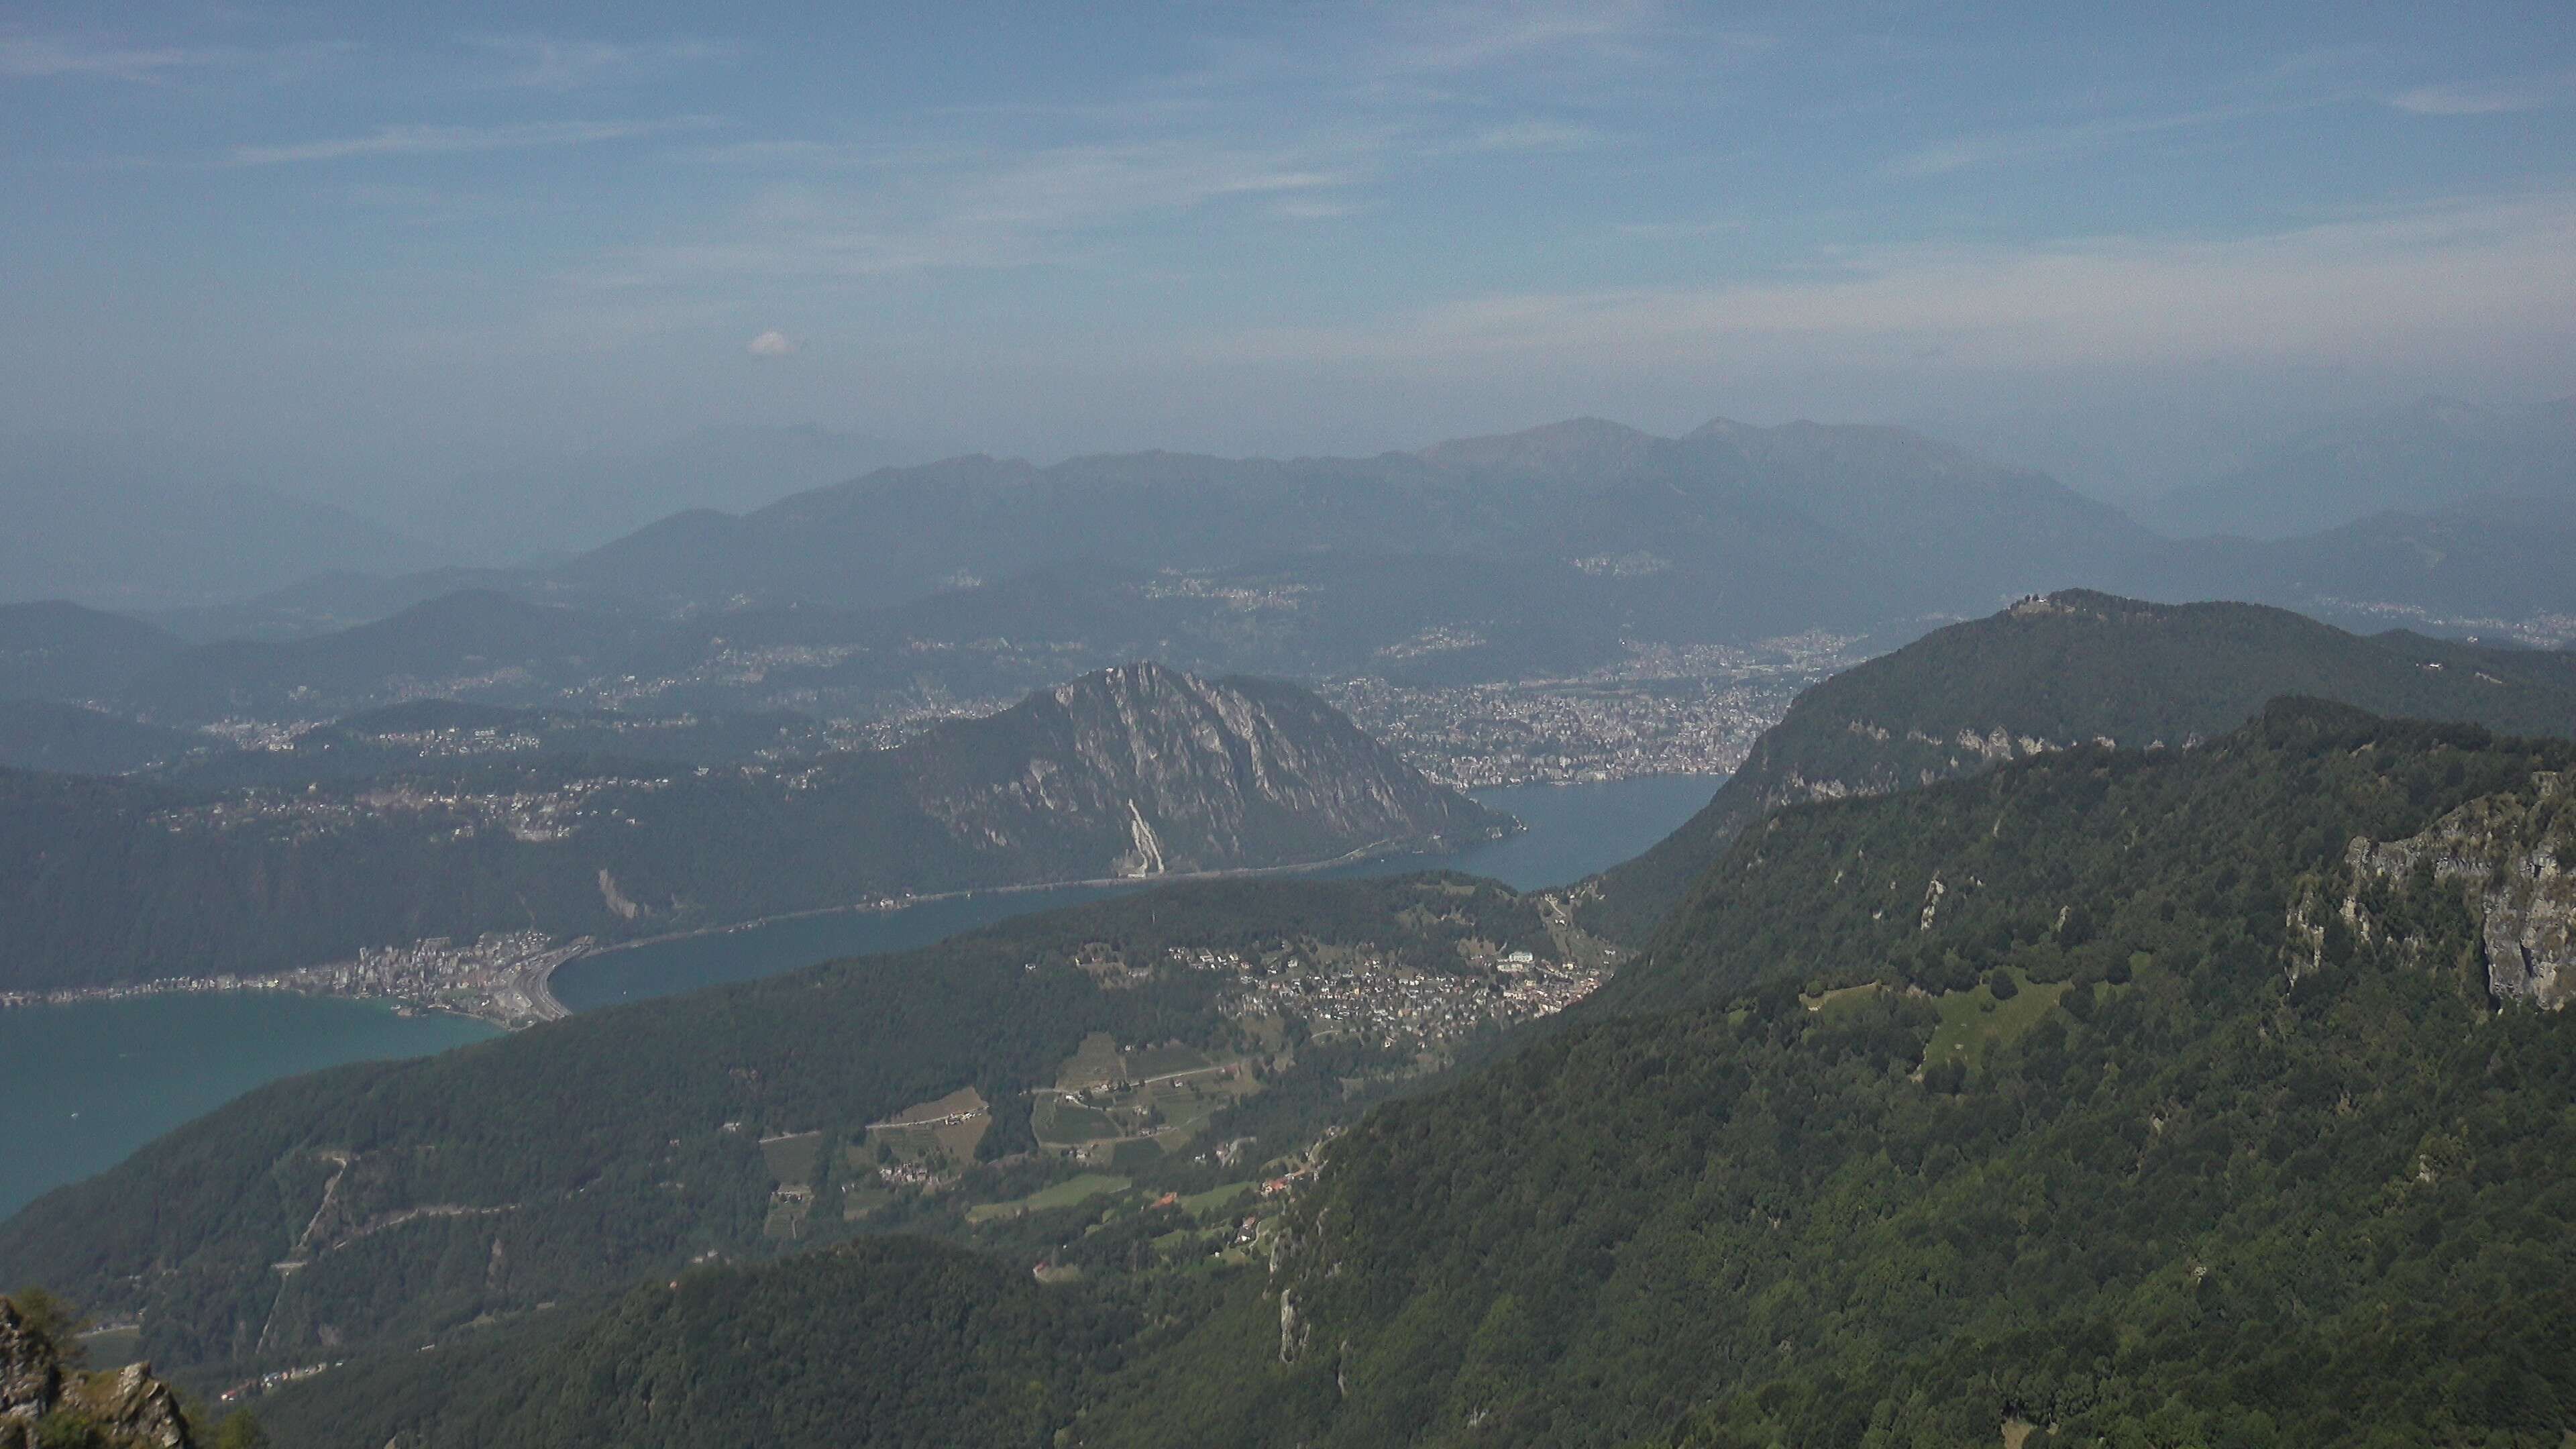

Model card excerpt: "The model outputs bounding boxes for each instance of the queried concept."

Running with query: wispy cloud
[1886,101,2296,177]
[2390,71,2576,115]
[1613,216,1748,240]
[1215,192,2576,374]
[745,329,796,356]
[1,30,231,82]
[0,28,356,85]
[1377,0,1669,74]
[225,116,720,166]
[464,34,736,91]
[1456,120,1605,154]
[604,136,1368,284]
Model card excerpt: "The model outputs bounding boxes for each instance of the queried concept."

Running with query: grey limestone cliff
[2349,771,2576,1010]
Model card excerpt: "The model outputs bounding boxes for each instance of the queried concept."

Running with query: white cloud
[225,116,718,166]
[1886,102,2294,178]
[1,31,223,81]
[1212,192,2576,378]
[1377,0,1666,74]
[1458,120,1603,154]
[745,329,796,356]
[597,136,1370,285]
[464,34,735,91]
[2390,72,2576,115]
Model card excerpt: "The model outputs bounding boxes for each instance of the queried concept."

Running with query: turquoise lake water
[0,774,1719,1218]
[0,994,495,1219]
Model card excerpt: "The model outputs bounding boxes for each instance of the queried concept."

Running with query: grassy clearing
[967,1173,1130,1224]
[1103,1138,1163,1169]
[1130,1043,1209,1079]
[1923,967,2068,1071]
[880,1085,986,1126]
[1057,1032,1125,1091]
[1180,1182,1254,1219]
[1801,982,1884,1014]
[1033,1097,1120,1144]
[759,1131,822,1187]
[932,1116,989,1161]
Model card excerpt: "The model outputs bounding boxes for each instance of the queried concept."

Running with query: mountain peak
[1417,417,1670,478]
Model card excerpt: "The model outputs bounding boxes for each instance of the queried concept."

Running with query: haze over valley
[4,5,2574,1448]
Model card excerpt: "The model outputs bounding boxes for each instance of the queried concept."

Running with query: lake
[0,774,1717,1219]
[555,774,1721,1008]
[0,994,495,1220]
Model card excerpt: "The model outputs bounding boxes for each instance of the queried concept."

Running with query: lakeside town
[1,930,588,1030]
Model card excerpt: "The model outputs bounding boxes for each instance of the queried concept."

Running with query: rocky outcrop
[0,1301,62,1440]
[901,663,1511,877]
[0,1298,191,1449]
[2349,772,2575,1010]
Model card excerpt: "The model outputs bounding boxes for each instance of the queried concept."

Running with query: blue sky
[4,1,2572,502]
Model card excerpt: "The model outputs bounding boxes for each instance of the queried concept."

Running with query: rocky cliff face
[2349,771,2576,1010]
[897,662,1510,877]
[0,1299,191,1449]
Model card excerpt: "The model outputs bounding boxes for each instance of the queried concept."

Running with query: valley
[14,14,2576,1442]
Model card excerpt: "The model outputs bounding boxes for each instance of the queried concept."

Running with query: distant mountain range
[2139,395,2576,539]
[391,423,949,564]
[0,435,447,612]
[7,411,2576,746]
[11,401,2573,647]
[553,417,2141,623]
[0,663,1503,993]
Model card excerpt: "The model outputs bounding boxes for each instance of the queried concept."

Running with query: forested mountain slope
[0,602,182,702]
[231,702,2576,1447]
[0,700,210,775]
[1581,590,2576,943]
[252,1239,1112,1449]
[1083,702,2576,1446]
[0,874,1560,1378]
[0,663,1501,993]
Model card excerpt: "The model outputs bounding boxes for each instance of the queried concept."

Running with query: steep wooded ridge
[1580,590,2576,943]
[241,704,2576,1448]
[0,875,1556,1379]
[0,663,1504,992]
[1087,703,2576,1446]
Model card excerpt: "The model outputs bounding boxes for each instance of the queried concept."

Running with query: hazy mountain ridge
[553,417,2132,623]
[0,603,184,702]
[0,701,212,776]
[2143,395,2576,540]
[0,437,446,612]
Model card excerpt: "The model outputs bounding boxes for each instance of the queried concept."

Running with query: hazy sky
[6,1,2573,498]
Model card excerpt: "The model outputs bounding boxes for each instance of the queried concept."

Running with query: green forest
[12,594,2576,1448]
[0,873,1553,1377]
[1582,590,2576,943]
[183,701,2576,1447]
